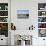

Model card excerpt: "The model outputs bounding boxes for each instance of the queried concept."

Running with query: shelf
[38,10,46,11]
[38,22,46,23]
[38,28,46,29]
[0,16,8,17]
[38,15,46,17]
[0,10,8,11]
[0,22,8,23]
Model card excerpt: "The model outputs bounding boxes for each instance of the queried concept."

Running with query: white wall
[11,0,38,30]
[11,0,46,46]
[11,0,46,30]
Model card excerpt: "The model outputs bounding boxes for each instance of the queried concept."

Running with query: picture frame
[17,10,29,19]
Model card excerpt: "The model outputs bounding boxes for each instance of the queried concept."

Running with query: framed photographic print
[17,10,29,19]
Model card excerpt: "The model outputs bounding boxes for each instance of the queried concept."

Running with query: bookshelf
[38,3,46,37]
[0,3,8,37]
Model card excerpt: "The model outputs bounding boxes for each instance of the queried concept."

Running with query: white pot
[21,40,25,46]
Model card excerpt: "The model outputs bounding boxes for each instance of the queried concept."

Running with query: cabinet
[0,0,11,45]
[38,37,46,46]
[0,35,8,45]
[38,3,46,37]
